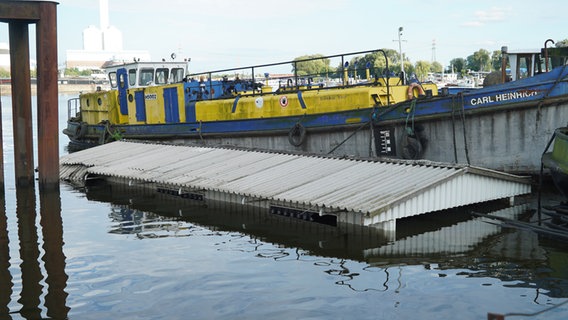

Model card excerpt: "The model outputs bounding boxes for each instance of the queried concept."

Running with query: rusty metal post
[544,39,555,73]
[9,21,35,188]
[1,1,60,190]
[36,2,60,190]
[500,46,508,84]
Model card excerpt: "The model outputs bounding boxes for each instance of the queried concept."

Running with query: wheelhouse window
[119,72,127,89]
[170,68,185,83]
[516,54,534,79]
[128,69,137,86]
[139,68,154,86]
[108,72,118,88]
[155,68,169,84]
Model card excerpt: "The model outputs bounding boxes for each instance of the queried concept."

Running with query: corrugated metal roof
[364,204,529,258]
[60,141,531,227]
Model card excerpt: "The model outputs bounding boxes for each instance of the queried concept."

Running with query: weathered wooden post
[0,1,60,190]
[9,21,34,187]
[36,1,60,190]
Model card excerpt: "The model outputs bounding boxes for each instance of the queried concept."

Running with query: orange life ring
[407,83,425,100]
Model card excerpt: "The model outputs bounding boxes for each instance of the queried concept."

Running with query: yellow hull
[79,82,438,125]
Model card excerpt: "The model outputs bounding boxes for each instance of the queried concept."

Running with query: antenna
[393,27,407,83]
[432,39,436,62]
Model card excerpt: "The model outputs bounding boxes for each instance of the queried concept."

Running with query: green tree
[555,39,568,47]
[491,50,503,71]
[292,54,331,77]
[414,60,431,81]
[0,69,9,78]
[430,61,443,73]
[448,58,466,74]
[403,60,415,77]
[64,67,92,77]
[65,67,81,77]
[347,49,399,77]
[466,49,491,72]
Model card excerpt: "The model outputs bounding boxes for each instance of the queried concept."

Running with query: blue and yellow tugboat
[64,45,568,174]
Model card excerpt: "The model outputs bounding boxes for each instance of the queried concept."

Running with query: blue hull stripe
[297,91,307,109]
[232,95,241,113]
[186,101,197,122]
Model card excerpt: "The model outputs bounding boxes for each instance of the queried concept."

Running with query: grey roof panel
[60,141,532,226]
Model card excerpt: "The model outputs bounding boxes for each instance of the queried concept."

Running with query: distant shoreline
[0,84,102,96]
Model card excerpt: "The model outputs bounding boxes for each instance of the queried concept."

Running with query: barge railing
[187,49,391,106]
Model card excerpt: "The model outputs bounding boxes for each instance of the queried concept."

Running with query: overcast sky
[1,0,567,71]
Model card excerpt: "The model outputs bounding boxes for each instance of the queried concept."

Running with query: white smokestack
[99,0,109,30]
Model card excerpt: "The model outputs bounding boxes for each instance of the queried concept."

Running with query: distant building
[0,42,9,72]
[65,0,151,71]
[0,42,36,74]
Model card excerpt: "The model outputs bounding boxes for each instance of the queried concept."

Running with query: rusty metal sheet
[0,1,44,22]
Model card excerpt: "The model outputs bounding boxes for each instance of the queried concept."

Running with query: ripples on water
[1,95,568,319]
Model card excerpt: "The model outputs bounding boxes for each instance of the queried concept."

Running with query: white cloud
[461,21,483,27]
[477,7,509,21]
[462,6,512,27]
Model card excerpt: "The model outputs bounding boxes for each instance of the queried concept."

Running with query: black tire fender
[73,122,88,139]
[400,131,423,160]
[288,123,307,147]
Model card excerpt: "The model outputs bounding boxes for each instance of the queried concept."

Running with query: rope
[368,117,374,157]
[451,95,458,163]
[537,64,568,114]
[327,120,370,154]
[450,93,470,164]
[98,120,123,144]
[404,99,417,135]
[459,93,470,164]
[296,113,307,125]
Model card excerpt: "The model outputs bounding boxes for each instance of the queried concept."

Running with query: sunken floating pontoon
[60,141,531,234]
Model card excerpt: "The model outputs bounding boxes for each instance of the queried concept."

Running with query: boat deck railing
[186,49,392,104]
[67,97,80,120]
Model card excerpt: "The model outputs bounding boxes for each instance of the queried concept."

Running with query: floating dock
[60,141,531,233]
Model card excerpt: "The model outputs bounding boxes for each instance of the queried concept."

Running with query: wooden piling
[36,2,60,189]
[9,22,35,187]
[0,1,60,190]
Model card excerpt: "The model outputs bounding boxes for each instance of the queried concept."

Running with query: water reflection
[0,195,12,319]
[76,179,568,300]
[16,187,42,319]
[109,207,192,238]
[40,189,70,319]
[1,187,69,319]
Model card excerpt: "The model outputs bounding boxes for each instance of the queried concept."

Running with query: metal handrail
[186,48,391,101]
[67,97,80,120]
